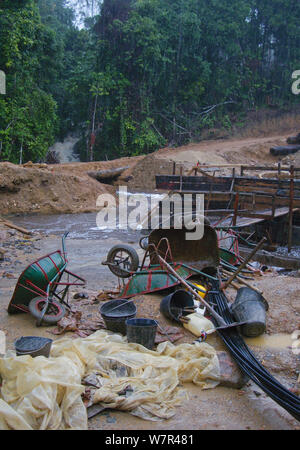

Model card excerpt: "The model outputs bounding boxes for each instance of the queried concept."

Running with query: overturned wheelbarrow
[7,233,86,326]
[148,224,220,271]
[102,223,220,298]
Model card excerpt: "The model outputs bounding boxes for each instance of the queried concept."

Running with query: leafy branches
[1,0,299,163]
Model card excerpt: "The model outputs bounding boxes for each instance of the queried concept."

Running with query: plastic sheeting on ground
[0,330,220,429]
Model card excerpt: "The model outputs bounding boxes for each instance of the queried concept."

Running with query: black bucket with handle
[126,318,158,350]
[160,289,194,323]
[230,287,269,337]
[15,336,53,358]
[100,299,137,335]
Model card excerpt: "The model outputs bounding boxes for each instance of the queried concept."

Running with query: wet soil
[0,217,299,430]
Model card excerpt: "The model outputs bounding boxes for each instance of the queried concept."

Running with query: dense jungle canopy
[0,0,300,163]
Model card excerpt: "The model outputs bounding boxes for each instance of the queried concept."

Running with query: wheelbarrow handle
[156,254,227,327]
[62,232,69,261]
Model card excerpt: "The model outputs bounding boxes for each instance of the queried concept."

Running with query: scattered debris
[92,289,119,303]
[2,159,300,430]
[0,248,5,261]
[1,271,16,279]
[73,292,89,300]
[0,330,221,429]
[0,217,33,236]
[217,351,249,389]
[50,309,83,334]
[50,308,105,337]
[155,325,184,344]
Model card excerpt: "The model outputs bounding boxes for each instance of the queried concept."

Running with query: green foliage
[0,0,59,162]
[1,0,300,163]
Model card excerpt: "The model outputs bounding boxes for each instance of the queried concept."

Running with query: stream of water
[11,212,139,241]
[48,134,80,163]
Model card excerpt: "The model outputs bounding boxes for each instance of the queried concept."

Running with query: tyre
[106,244,139,278]
[29,297,66,325]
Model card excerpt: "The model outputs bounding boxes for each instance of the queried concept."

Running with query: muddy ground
[1,131,300,429]
[0,221,299,430]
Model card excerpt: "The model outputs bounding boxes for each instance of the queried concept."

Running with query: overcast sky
[67,0,101,27]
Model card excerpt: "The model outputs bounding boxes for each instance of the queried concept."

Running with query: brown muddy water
[245,333,294,349]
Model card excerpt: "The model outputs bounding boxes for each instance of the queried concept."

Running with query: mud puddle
[245,333,294,349]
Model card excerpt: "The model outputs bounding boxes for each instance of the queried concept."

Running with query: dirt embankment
[0,157,143,215]
[155,135,288,166]
[119,153,174,191]
[49,155,143,175]
[0,132,297,215]
[0,162,115,215]
[121,134,290,188]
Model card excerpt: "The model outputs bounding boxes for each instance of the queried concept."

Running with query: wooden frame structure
[156,162,300,251]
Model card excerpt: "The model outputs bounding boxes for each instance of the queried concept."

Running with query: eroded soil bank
[0,216,299,430]
[0,133,296,215]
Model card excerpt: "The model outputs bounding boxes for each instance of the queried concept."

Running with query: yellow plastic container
[183,313,214,337]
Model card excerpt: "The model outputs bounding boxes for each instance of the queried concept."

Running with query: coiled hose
[207,283,300,422]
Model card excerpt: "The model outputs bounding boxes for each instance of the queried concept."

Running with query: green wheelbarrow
[102,224,220,298]
[7,232,86,326]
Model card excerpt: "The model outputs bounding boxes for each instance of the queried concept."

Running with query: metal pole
[156,254,227,326]
[288,165,295,253]
[223,237,267,289]
[233,193,239,226]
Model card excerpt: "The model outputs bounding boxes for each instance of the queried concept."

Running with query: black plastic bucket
[15,336,53,358]
[100,299,137,335]
[160,289,194,323]
[231,287,269,337]
[126,318,158,350]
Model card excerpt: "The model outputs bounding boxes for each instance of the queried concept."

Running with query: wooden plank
[199,164,300,171]
[239,247,300,270]
[236,176,300,189]
[237,212,275,219]
[288,166,295,252]
[214,207,299,228]
[241,165,292,172]
[156,175,300,211]
[156,174,300,192]
[173,191,300,210]
[0,218,33,236]
[156,175,232,191]
[205,192,300,209]
[235,185,300,198]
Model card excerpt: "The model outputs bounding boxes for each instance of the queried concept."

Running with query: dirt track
[156,135,287,166]
[0,134,292,215]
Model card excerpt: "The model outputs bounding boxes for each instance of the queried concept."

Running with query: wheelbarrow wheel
[29,297,66,325]
[106,245,139,278]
